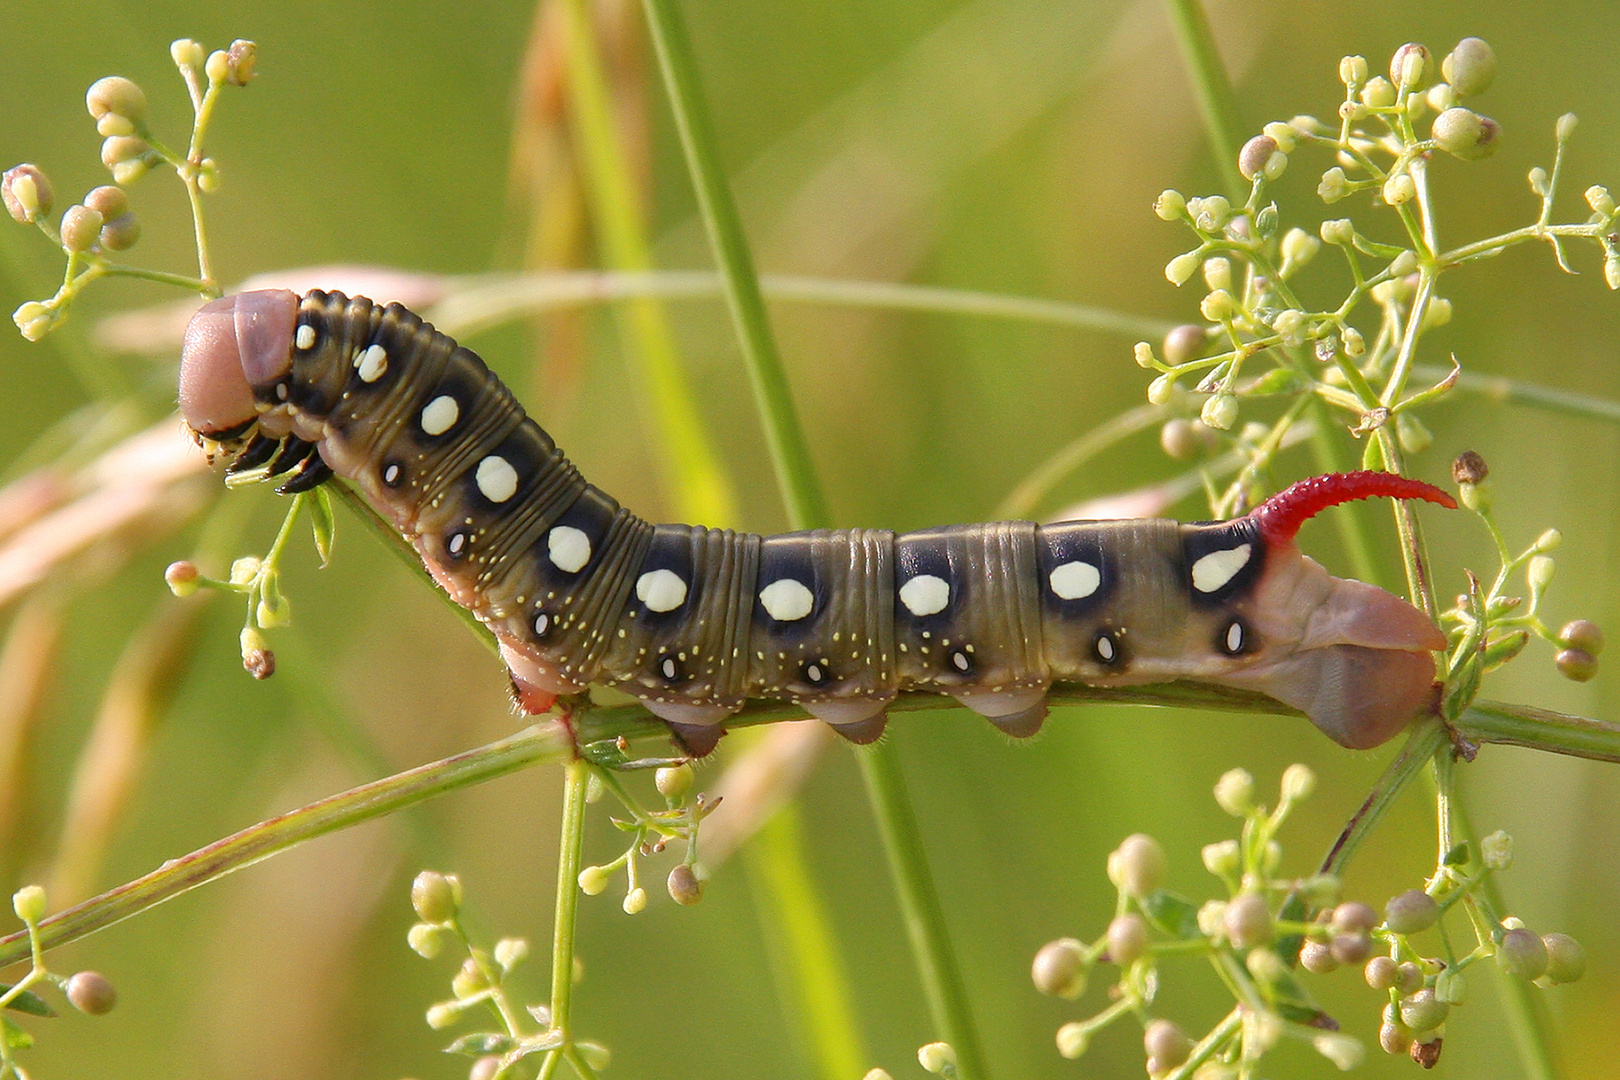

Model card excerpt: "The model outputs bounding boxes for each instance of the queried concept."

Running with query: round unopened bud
[1154,189,1186,221]
[198,157,222,193]
[1541,933,1585,983]
[451,958,489,999]
[1280,227,1320,272]
[1316,166,1349,204]
[165,560,201,597]
[1384,889,1439,934]
[83,185,128,220]
[1317,221,1353,251]
[171,38,206,70]
[917,1041,957,1075]
[1436,969,1466,1004]
[622,886,648,914]
[1187,195,1231,232]
[1497,926,1549,979]
[491,937,529,972]
[205,50,231,85]
[1432,107,1500,160]
[1213,768,1254,815]
[1160,418,1201,461]
[1379,1018,1413,1055]
[1032,937,1088,998]
[1200,392,1238,431]
[1557,112,1579,142]
[1246,945,1287,985]
[226,39,258,85]
[1161,324,1206,365]
[1107,913,1150,966]
[1555,647,1598,681]
[470,1057,502,1080]
[12,884,46,923]
[1451,450,1488,485]
[1607,257,1620,292]
[1528,555,1556,592]
[1586,185,1616,217]
[862,1071,895,1080]
[425,1002,459,1029]
[1331,931,1373,964]
[407,922,444,958]
[60,205,104,253]
[1144,1019,1192,1070]
[1399,988,1449,1034]
[1165,252,1200,286]
[1056,1022,1089,1059]
[1331,901,1378,935]
[1340,55,1369,88]
[1300,940,1339,974]
[1390,43,1433,92]
[100,136,148,170]
[86,76,147,124]
[578,865,612,895]
[1475,829,1511,870]
[1239,135,1278,181]
[1382,173,1417,205]
[1202,257,1232,294]
[1361,76,1397,109]
[1365,955,1398,989]
[65,970,117,1015]
[1223,892,1272,949]
[96,211,140,251]
[655,762,694,799]
[1394,962,1424,995]
[668,864,703,906]
[2,164,53,223]
[1560,619,1604,655]
[1146,373,1176,406]
[1108,833,1167,898]
[412,870,460,923]
[1201,839,1240,878]
[1280,762,1316,802]
[1443,38,1496,97]
[14,301,53,341]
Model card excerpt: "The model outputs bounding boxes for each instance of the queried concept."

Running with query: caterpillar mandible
[179,289,1455,756]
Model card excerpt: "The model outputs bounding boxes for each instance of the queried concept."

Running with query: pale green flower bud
[1317,166,1349,204]
[1427,82,1457,113]
[1497,926,1549,980]
[12,884,46,923]
[1319,218,1354,247]
[1436,969,1466,1004]
[1201,839,1240,877]
[425,1001,459,1029]
[1280,227,1320,272]
[1159,418,1201,461]
[1535,529,1564,553]
[1529,167,1550,197]
[205,50,231,85]
[655,762,695,799]
[1390,44,1433,92]
[229,556,262,585]
[1107,913,1149,965]
[86,76,147,125]
[1361,76,1397,108]
[1339,55,1369,88]
[1032,937,1088,997]
[1192,195,1231,231]
[1396,413,1432,455]
[1585,185,1615,217]
[1199,289,1237,322]
[198,157,222,193]
[622,886,648,914]
[1145,1019,1192,1072]
[1214,767,1254,815]
[1442,38,1496,97]
[1154,189,1186,221]
[1281,762,1316,802]
[1146,373,1176,406]
[1607,257,1620,291]
[1133,341,1158,369]
[1224,893,1272,949]
[256,593,291,628]
[1528,555,1555,591]
[2,164,53,223]
[1480,829,1513,870]
[1399,989,1449,1034]
[171,38,206,71]
[578,865,612,895]
[1541,933,1585,983]
[1262,121,1298,154]
[1341,326,1365,356]
[1384,889,1439,934]
[1056,1022,1089,1058]
[165,560,200,596]
[13,301,53,341]
[407,922,444,958]
[60,205,104,253]
[1557,112,1578,142]
[917,1041,957,1075]
[412,870,460,922]
[1200,393,1238,431]
[494,937,529,971]
[96,112,136,137]
[226,40,258,86]
[111,159,150,186]
[1162,324,1206,365]
[1383,173,1417,205]
[863,1070,895,1080]
[101,135,148,169]
[1432,107,1500,160]
[1422,297,1452,328]
[1165,252,1200,286]
[1314,1032,1364,1071]
[1202,257,1231,294]
[1107,833,1167,898]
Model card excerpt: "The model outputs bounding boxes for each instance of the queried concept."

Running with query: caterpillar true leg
[181,290,1455,754]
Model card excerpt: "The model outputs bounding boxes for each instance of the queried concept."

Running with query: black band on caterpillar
[180,290,1455,754]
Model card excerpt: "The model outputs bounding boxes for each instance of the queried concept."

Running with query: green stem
[1161,0,1247,201]
[1319,721,1447,877]
[640,0,828,531]
[549,760,589,1042]
[556,0,737,526]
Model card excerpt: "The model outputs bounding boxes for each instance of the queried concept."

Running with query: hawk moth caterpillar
[179,289,1455,755]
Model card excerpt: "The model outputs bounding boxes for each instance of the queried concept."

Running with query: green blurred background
[2,1,1618,1078]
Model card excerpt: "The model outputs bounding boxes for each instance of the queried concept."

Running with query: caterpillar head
[179,289,299,439]
[1205,473,1454,749]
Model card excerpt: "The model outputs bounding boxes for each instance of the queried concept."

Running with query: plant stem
[1162,0,1247,201]
[549,759,589,1042]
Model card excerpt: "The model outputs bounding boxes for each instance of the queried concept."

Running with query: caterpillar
[179,289,1455,756]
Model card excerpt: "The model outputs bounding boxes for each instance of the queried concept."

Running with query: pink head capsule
[178,289,298,435]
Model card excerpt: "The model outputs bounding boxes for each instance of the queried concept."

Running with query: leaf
[2,1014,35,1050]
[1139,890,1202,940]
[445,1032,521,1057]
[309,486,336,567]
[0,983,54,1017]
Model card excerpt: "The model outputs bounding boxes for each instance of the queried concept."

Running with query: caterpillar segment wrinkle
[180,290,1455,756]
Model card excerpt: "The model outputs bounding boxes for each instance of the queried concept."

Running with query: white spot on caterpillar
[295,323,316,350]
[1095,634,1116,662]
[759,578,814,621]
[899,574,950,617]
[1191,543,1252,593]
[421,395,459,436]
[476,455,519,502]
[382,463,402,486]
[1224,621,1245,654]
[1048,560,1101,600]
[636,569,687,612]
[950,649,971,671]
[447,532,467,556]
[355,344,388,383]
[547,525,591,572]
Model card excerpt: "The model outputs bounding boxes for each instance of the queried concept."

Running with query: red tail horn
[1253,471,1457,545]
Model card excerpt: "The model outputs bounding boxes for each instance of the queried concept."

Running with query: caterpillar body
[180,290,1454,755]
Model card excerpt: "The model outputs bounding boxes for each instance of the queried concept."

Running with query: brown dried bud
[1556,648,1598,682]
[1410,1036,1443,1068]
[1560,619,1605,655]
[1451,450,1488,485]
[65,970,117,1014]
[2,164,53,223]
[667,863,703,906]
[1239,135,1278,181]
[226,39,258,85]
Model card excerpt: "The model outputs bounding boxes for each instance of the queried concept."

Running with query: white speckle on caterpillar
[295,323,316,350]
[759,578,814,621]
[899,573,950,617]
[547,525,592,572]
[421,395,459,436]
[637,569,688,612]
[476,455,519,502]
[1191,543,1252,593]
[355,344,388,383]
[1048,560,1101,600]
